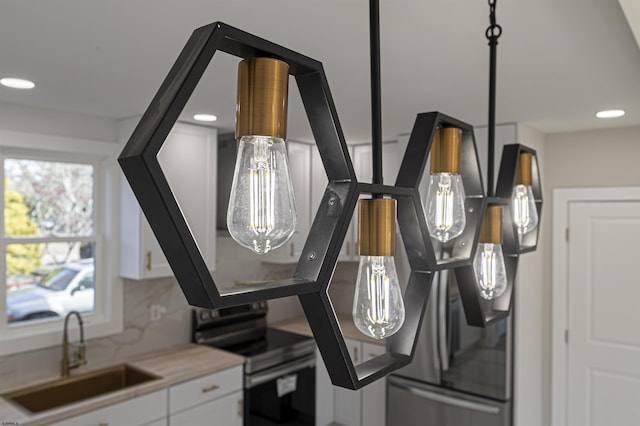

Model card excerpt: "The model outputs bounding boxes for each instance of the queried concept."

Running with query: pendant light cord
[370,0,384,192]
[486,0,502,197]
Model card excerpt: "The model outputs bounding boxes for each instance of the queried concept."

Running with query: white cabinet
[54,389,167,426]
[311,142,403,263]
[361,342,387,426]
[311,146,355,261]
[264,140,311,263]
[50,366,242,426]
[168,365,243,426]
[334,338,363,426]
[169,390,243,426]
[119,119,217,279]
[328,338,387,426]
[316,347,335,426]
[473,123,518,193]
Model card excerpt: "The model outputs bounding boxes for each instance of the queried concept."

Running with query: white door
[567,201,640,426]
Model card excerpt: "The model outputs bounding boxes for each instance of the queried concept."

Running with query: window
[0,131,121,355]
[5,158,96,324]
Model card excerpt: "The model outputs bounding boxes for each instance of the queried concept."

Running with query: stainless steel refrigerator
[386,266,512,426]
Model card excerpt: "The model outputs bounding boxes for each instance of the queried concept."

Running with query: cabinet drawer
[169,390,243,426]
[54,389,166,426]
[169,366,242,414]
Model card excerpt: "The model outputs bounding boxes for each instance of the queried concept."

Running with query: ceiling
[1,0,639,142]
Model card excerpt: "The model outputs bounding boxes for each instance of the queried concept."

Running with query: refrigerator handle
[390,381,501,415]
[438,271,449,371]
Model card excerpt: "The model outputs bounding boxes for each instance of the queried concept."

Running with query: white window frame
[0,129,121,356]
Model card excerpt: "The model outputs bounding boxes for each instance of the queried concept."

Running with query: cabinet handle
[354,347,359,363]
[201,384,220,393]
[145,251,151,271]
[238,398,244,417]
[346,242,350,256]
[290,243,295,257]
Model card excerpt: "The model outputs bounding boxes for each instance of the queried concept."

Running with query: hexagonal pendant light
[496,144,543,253]
[300,181,435,389]
[119,22,357,309]
[395,112,486,271]
[118,0,543,389]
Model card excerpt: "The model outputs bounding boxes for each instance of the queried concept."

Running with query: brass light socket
[236,58,289,140]
[515,152,533,186]
[358,198,396,257]
[479,205,503,244]
[430,127,462,174]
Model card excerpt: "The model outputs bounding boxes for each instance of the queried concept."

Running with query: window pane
[5,159,94,237]
[6,242,95,324]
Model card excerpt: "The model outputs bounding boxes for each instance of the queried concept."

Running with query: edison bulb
[473,243,507,300]
[227,135,296,254]
[512,184,538,236]
[353,256,405,340]
[425,173,466,242]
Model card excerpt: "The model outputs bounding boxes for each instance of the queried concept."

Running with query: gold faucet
[61,311,87,377]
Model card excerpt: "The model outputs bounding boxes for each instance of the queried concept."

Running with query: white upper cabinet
[311,145,355,261]
[311,141,403,263]
[263,140,311,263]
[119,118,217,279]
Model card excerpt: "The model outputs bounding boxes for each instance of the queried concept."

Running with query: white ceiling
[0,0,639,142]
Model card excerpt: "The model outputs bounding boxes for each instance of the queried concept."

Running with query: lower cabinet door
[362,342,387,426]
[169,391,243,426]
[333,338,362,426]
[53,389,166,426]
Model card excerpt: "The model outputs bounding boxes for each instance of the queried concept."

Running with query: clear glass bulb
[473,243,508,300]
[425,173,466,243]
[512,184,538,236]
[227,135,296,254]
[352,256,405,340]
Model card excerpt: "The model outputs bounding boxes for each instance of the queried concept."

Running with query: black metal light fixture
[119,23,358,309]
[118,0,542,388]
[454,0,543,327]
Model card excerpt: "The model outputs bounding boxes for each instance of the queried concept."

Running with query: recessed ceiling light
[0,78,35,89]
[596,109,625,118]
[193,114,218,122]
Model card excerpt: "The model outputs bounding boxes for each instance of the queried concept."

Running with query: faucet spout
[61,310,87,377]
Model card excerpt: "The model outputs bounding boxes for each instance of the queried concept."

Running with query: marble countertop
[0,344,244,426]
[271,313,384,345]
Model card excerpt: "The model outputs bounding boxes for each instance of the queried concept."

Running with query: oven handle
[245,354,316,389]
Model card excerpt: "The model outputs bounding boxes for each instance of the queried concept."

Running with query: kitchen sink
[2,364,160,413]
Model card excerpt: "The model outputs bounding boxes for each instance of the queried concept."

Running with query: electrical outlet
[150,304,167,322]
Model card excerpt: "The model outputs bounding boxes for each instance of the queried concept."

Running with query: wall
[0,101,117,142]
[541,124,640,425]
[512,124,546,426]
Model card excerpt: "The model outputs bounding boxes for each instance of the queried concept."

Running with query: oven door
[244,354,315,426]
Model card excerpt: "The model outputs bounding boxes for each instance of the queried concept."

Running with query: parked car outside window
[6,259,95,323]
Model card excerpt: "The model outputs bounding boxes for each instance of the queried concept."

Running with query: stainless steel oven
[192,302,315,425]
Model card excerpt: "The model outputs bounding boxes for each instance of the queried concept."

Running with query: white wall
[0,101,118,142]
[512,124,546,426]
[541,124,640,425]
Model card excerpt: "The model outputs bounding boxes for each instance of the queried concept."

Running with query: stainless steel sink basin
[2,364,159,413]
